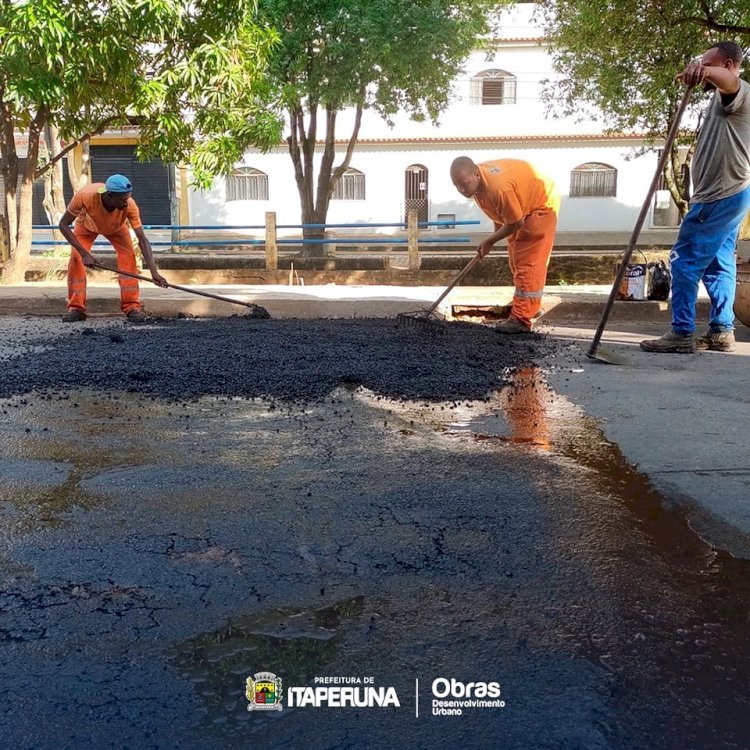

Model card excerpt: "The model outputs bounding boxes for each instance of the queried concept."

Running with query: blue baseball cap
[98,174,132,194]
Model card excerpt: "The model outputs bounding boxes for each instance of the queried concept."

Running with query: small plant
[41,247,71,281]
[557,278,569,287]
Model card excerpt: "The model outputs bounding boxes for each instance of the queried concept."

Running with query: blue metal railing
[32,220,479,231]
[33,237,471,246]
[31,220,478,249]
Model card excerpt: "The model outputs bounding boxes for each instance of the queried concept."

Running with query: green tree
[136,2,282,188]
[0,0,279,282]
[541,0,750,217]
[254,0,506,247]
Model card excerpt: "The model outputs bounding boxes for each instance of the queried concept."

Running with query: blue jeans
[670,184,750,334]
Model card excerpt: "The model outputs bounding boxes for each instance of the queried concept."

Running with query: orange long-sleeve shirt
[474,159,560,226]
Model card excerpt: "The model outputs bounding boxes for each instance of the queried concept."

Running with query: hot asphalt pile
[0,316,559,402]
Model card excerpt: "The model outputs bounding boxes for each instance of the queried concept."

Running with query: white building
[189,4,677,237]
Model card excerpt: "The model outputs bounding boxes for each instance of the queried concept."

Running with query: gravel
[0,316,557,402]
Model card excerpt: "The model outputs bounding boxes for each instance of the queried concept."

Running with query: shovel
[92,261,271,318]
[587,85,694,364]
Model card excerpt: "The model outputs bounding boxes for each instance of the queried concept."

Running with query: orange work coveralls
[65,183,144,314]
[474,160,560,328]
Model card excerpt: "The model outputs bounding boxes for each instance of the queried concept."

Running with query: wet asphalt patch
[0,317,557,402]
[3,317,750,748]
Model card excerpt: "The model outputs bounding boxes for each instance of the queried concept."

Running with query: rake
[397,252,482,332]
[92,261,271,318]
[587,85,694,364]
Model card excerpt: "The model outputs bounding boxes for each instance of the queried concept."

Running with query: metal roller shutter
[91,145,171,225]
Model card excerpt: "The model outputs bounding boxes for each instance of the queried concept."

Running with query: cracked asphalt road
[1,316,750,749]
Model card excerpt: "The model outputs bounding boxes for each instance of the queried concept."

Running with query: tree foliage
[137,1,282,188]
[541,0,750,215]
[0,0,279,281]
[254,0,507,243]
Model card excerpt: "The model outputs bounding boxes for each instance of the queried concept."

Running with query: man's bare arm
[676,64,740,95]
[58,210,96,267]
[133,227,168,287]
[478,218,525,258]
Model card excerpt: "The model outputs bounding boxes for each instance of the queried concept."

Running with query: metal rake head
[396,311,447,333]
[244,303,271,319]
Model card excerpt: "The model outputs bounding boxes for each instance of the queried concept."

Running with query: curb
[0,286,712,323]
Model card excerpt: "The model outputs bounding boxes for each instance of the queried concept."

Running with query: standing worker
[450,156,560,333]
[59,174,167,323]
[641,41,750,353]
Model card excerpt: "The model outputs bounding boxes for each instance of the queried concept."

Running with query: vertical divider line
[415,678,419,718]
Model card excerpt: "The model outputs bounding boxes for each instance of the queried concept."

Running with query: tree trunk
[287,104,316,240]
[41,124,66,227]
[0,94,19,267]
[306,107,338,249]
[681,139,697,213]
[288,101,365,255]
[65,135,91,194]
[3,110,46,283]
[664,142,689,218]
[0,214,9,263]
[1,107,105,279]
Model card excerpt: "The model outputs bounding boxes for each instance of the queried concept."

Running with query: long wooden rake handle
[587,85,694,359]
[425,252,483,316]
[92,261,261,310]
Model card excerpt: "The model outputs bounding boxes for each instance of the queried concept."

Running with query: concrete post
[407,210,420,270]
[265,211,278,270]
[168,163,179,253]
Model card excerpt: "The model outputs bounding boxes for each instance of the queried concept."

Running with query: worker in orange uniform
[58,174,167,323]
[450,156,560,333]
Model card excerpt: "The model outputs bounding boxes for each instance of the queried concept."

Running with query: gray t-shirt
[691,78,750,204]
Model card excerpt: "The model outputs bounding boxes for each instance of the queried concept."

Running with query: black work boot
[62,310,87,323]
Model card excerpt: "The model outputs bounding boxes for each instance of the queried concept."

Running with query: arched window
[569,162,617,197]
[226,167,268,201]
[470,69,517,105]
[331,168,365,200]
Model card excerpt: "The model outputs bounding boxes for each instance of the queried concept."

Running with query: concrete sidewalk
[544,321,750,559]
[0,281,711,321]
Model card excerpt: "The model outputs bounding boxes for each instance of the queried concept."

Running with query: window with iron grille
[331,168,365,200]
[469,69,517,105]
[569,162,617,197]
[226,167,268,201]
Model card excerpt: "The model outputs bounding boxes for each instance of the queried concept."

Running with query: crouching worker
[59,174,167,323]
[450,156,559,333]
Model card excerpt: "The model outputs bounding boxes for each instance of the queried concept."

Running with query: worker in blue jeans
[641,41,750,354]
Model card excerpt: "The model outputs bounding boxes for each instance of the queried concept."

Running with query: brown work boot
[695,329,736,352]
[62,310,87,323]
[639,330,696,353]
[495,317,531,334]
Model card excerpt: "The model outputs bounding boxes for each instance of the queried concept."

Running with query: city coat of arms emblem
[246,672,283,711]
